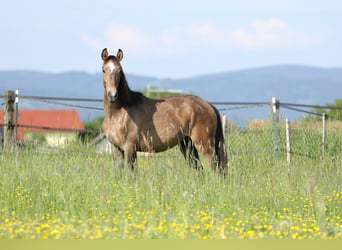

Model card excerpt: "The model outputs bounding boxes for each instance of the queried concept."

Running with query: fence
[1,90,342,163]
[0,90,104,152]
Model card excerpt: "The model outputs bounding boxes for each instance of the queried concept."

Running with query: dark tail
[212,106,228,172]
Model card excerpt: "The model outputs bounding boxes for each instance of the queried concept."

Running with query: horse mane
[117,70,144,106]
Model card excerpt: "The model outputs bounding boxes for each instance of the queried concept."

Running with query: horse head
[101,48,124,103]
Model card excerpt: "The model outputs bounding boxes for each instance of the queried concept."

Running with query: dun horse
[101,48,227,173]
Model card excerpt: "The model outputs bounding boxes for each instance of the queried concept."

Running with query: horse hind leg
[179,137,188,159]
[189,143,202,170]
[190,133,218,171]
[201,139,227,174]
[179,137,202,170]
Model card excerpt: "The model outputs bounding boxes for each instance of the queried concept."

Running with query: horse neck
[118,71,135,105]
[118,72,131,99]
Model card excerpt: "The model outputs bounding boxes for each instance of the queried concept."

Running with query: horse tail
[212,106,228,172]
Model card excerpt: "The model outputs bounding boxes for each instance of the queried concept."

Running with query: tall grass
[0,137,342,239]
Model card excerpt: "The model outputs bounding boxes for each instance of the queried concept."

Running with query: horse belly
[138,126,184,153]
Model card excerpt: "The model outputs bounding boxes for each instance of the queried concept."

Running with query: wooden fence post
[15,89,19,141]
[0,95,2,150]
[271,97,280,123]
[286,118,291,164]
[4,90,15,151]
[322,113,326,159]
[271,97,279,163]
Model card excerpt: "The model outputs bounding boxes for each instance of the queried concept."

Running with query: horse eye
[102,69,105,73]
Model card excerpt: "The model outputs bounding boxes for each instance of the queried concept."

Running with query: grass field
[0,133,342,239]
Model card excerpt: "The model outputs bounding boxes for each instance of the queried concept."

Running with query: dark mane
[117,70,143,106]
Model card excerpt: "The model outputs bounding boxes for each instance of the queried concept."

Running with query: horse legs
[189,144,201,170]
[190,132,221,172]
[111,144,124,160]
[111,143,136,169]
[194,139,227,174]
[179,139,187,158]
[110,144,124,166]
[179,137,202,170]
[123,143,137,170]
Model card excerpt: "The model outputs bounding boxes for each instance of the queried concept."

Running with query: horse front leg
[124,143,137,170]
[111,144,124,159]
[110,144,124,167]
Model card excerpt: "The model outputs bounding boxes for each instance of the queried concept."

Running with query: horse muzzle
[107,91,119,103]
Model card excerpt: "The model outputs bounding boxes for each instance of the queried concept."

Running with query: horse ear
[101,48,108,61]
[116,49,123,62]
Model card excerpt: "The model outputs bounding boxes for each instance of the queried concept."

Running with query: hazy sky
[1,0,341,78]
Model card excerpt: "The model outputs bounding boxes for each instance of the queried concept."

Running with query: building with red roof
[0,110,85,146]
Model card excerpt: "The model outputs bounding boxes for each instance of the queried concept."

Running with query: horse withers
[101,48,227,173]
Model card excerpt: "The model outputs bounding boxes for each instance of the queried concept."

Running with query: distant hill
[1,65,342,122]
[156,65,342,104]
[0,70,156,99]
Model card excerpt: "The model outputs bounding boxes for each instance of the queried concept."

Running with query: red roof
[0,110,85,141]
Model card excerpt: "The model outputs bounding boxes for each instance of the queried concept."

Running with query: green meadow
[0,127,342,239]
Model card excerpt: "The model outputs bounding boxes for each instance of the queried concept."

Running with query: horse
[100,48,228,173]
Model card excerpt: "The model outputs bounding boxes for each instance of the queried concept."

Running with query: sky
[0,0,341,78]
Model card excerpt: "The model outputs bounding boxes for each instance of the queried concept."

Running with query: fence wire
[226,127,275,156]
[218,103,269,111]
[2,93,342,162]
[281,105,323,116]
[19,95,103,110]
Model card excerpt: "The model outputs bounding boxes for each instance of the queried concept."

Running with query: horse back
[104,94,218,153]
